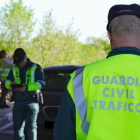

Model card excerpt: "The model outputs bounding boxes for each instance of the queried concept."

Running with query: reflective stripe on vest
[73,66,90,135]
[12,67,21,84]
[32,64,36,83]
[0,73,9,76]
[0,68,10,71]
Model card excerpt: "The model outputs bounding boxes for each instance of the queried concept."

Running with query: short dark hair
[109,15,140,38]
[0,50,7,58]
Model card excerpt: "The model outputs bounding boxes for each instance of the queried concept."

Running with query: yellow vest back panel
[69,54,140,140]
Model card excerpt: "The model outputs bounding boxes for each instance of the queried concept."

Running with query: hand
[16,84,25,92]
[10,81,17,85]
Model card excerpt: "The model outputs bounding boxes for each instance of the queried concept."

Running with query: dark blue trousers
[12,99,39,140]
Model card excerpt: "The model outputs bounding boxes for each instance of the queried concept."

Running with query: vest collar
[107,46,140,58]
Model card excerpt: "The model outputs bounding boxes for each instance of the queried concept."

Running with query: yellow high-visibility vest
[0,58,11,80]
[11,64,41,90]
[68,54,140,140]
[5,64,42,100]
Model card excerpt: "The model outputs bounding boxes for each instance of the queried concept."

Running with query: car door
[37,70,70,139]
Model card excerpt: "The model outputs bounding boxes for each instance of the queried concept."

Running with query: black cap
[107,4,140,31]
[13,48,26,64]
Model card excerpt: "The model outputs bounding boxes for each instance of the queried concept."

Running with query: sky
[0,0,140,43]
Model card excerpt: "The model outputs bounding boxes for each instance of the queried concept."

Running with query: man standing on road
[53,4,140,140]
[0,50,14,109]
[5,48,45,140]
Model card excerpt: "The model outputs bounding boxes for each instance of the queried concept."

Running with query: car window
[42,72,70,92]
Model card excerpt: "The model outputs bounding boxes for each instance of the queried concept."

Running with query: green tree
[78,36,111,65]
[0,0,111,67]
[86,36,111,55]
[31,10,82,68]
[0,0,36,56]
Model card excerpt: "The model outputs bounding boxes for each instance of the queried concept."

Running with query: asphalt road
[0,133,14,140]
[0,121,54,140]
[0,121,14,140]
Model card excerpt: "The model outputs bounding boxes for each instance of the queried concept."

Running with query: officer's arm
[27,64,45,91]
[3,59,14,67]
[5,68,14,89]
[53,77,76,140]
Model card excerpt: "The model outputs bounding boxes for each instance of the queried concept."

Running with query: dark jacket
[6,59,45,101]
[53,46,140,140]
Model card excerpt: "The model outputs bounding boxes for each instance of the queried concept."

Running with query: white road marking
[0,121,13,132]
[0,130,14,134]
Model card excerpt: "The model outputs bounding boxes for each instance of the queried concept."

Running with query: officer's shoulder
[33,63,42,70]
[28,61,42,70]
[86,58,108,69]
[35,63,41,68]
[28,62,39,67]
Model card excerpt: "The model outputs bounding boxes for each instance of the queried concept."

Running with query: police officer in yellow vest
[0,50,14,109]
[5,48,45,140]
[53,4,140,140]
